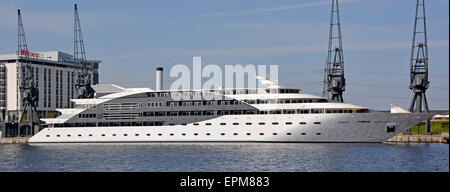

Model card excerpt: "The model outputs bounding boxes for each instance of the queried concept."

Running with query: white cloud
[182,0,364,20]
[158,39,449,57]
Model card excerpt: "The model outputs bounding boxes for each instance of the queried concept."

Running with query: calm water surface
[0,143,448,172]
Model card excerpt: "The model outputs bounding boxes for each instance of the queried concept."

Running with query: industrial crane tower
[409,0,430,113]
[323,0,346,102]
[409,0,431,134]
[17,9,40,137]
[74,4,94,99]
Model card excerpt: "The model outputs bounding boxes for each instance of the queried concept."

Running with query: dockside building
[0,51,100,137]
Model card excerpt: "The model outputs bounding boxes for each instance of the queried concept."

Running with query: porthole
[170,133,174,136]
[286,133,292,135]
[67,135,71,137]
[314,122,321,125]
[78,134,82,137]
[273,133,278,135]
[194,133,198,136]
[259,133,264,135]
[46,135,50,137]
[182,133,186,136]
[221,133,225,136]
[246,122,252,125]
[301,133,306,135]
[206,133,211,136]
[135,134,139,136]
[123,134,128,136]
[316,133,322,135]
[146,134,150,136]
[89,134,93,137]
[113,134,117,136]
[300,122,306,125]
[205,123,212,126]
[246,133,251,135]
[233,123,239,125]
[101,134,106,137]
[285,122,293,125]
[158,133,162,136]
[193,123,199,126]
[233,133,238,135]
[57,135,60,137]
[259,122,265,125]
[220,123,226,125]
[272,122,279,125]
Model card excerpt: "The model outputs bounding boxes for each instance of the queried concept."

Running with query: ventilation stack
[156,67,163,91]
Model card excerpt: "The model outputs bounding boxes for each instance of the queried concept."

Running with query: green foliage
[409,121,449,134]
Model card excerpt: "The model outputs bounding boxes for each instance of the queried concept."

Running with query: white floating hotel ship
[29,69,432,143]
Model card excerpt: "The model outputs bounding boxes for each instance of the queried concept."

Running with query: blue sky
[0,0,448,110]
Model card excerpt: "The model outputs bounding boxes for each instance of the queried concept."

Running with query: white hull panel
[29,113,433,143]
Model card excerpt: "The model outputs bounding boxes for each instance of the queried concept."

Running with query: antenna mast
[324,0,346,102]
[74,4,94,99]
[409,0,430,113]
[17,9,40,136]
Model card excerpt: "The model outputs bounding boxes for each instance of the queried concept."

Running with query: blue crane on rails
[74,4,95,99]
[17,9,40,137]
[323,0,346,102]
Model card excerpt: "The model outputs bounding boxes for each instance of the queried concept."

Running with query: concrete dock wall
[386,134,448,144]
[0,135,448,144]
[0,137,30,144]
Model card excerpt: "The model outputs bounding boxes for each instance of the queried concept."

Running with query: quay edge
[0,137,30,144]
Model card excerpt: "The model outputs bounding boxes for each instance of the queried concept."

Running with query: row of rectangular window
[165,99,327,106]
[142,110,215,117]
[46,132,322,138]
[102,99,365,114]
[17,65,78,109]
[78,114,97,118]
[147,88,300,98]
[137,109,366,117]
[51,121,320,127]
[105,98,326,110]
[166,100,241,107]
[52,121,165,127]
[103,102,142,111]
[55,70,63,108]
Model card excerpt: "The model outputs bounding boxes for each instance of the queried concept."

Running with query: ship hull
[29,112,433,143]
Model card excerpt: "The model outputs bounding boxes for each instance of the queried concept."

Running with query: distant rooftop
[0,51,101,64]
